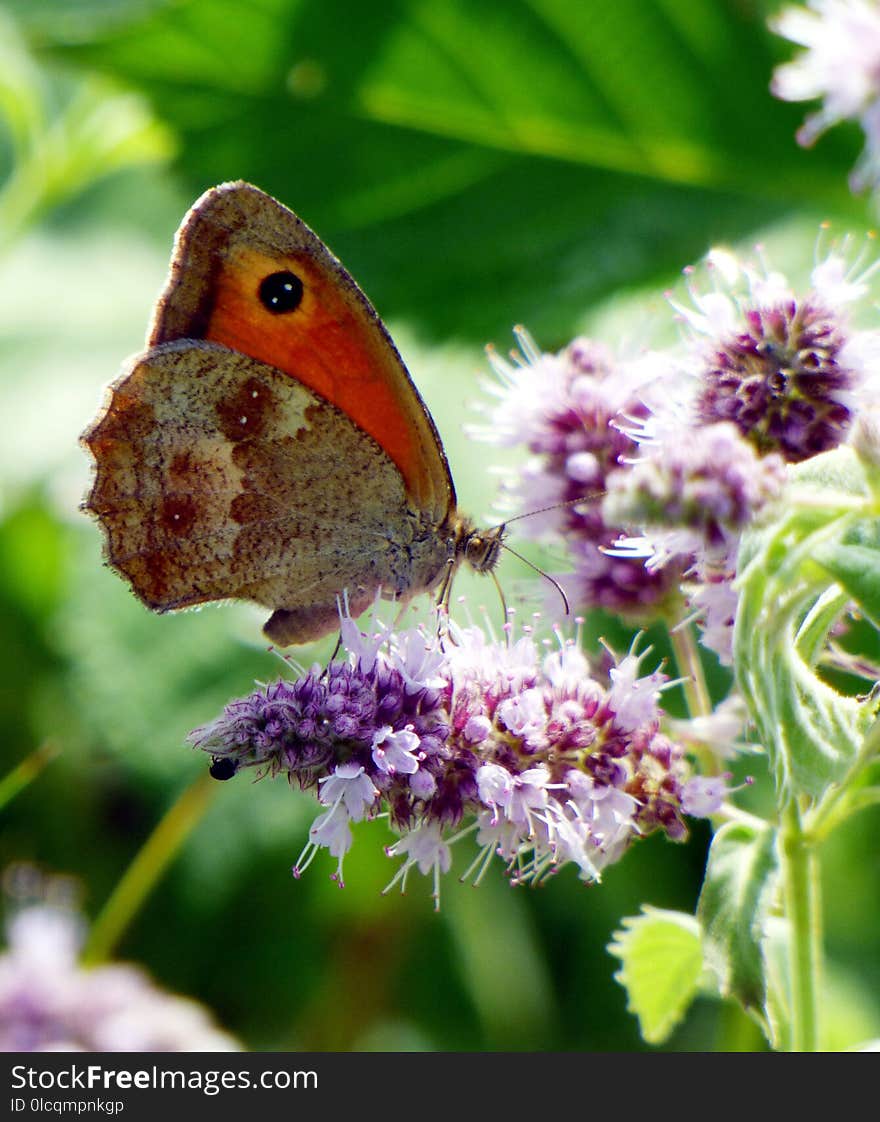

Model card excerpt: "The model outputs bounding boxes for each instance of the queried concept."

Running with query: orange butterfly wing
[148,180,454,525]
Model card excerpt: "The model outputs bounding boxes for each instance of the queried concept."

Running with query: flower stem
[670,624,712,717]
[780,797,821,1052]
[81,770,216,965]
[669,625,718,775]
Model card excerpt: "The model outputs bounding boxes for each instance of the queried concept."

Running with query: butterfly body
[82,182,500,644]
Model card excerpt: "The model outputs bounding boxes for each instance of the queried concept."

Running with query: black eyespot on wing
[209,757,238,781]
[258,270,304,314]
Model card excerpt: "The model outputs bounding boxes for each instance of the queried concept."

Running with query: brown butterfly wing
[148,180,455,526]
[82,341,452,644]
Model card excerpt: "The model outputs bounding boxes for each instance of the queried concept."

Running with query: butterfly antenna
[482,493,595,617]
[497,492,602,528]
[498,540,570,616]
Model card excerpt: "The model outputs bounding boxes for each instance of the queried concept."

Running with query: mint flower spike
[466,242,880,671]
[190,607,702,906]
[602,421,787,574]
[607,238,880,664]
[669,243,880,464]
[601,417,788,666]
[770,0,880,192]
[469,327,683,616]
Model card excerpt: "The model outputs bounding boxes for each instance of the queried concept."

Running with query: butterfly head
[455,518,506,576]
[452,510,571,619]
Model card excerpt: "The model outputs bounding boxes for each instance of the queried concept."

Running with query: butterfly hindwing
[82,340,451,642]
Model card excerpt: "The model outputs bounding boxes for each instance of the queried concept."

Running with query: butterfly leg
[328,631,343,663]
[431,557,458,645]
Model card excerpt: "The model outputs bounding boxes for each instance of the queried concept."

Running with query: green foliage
[812,541,880,631]
[36,0,864,343]
[696,822,779,1022]
[608,906,703,1045]
[735,447,880,799]
[761,917,793,1051]
[0,8,172,250]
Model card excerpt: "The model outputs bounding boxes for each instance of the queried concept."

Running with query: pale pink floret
[318,763,379,818]
[771,1,880,189]
[372,725,421,775]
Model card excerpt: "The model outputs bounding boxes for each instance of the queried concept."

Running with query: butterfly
[81,181,503,645]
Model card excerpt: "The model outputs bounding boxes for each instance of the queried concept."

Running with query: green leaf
[40,0,864,342]
[812,540,880,631]
[735,447,879,799]
[761,916,792,1052]
[697,822,779,1018]
[607,906,703,1045]
[793,448,880,565]
[0,12,173,251]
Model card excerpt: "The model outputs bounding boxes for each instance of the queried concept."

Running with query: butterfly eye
[258,270,304,314]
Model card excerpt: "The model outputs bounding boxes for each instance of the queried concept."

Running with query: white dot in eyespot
[251,390,259,398]
[240,416,247,425]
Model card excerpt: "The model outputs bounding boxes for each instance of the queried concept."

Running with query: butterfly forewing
[148,181,455,523]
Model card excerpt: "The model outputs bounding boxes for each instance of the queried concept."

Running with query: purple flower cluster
[470,331,683,616]
[602,422,787,575]
[473,243,880,663]
[672,247,880,456]
[190,612,695,904]
[0,905,239,1051]
[696,299,855,461]
[192,658,450,811]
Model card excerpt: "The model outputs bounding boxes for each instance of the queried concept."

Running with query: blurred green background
[2,0,879,1051]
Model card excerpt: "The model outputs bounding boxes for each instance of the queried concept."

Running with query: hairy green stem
[780,798,821,1052]
[81,771,216,965]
